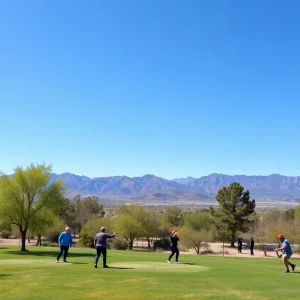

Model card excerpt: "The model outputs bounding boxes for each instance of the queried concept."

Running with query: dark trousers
[95,247,107,267]
[168,246,179,262]
[57,245,69,261]
[250,247,254,255]
[238,245,242,253]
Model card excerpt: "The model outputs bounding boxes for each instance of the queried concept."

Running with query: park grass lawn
[0,246,300,300]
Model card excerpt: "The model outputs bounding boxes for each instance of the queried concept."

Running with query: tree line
[1,163,298,253]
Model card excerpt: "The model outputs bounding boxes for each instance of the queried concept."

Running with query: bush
[42,241,58,247]
[78,232,94,248]
[153,237,170,251]
[46,231,61,243]
[112,239,128,250]
[0,230,11,239]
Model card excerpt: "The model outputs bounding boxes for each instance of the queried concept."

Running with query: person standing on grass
[275,233,296,273]
[167,231,180,264]
[237,237,243,253]
[56,226,72,263]
[94,227,117,268]
[250,237,254,256]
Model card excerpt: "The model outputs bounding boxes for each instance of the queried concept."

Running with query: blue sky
[1,0,300,179]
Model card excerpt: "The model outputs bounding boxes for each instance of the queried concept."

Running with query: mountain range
[50,173,300,203]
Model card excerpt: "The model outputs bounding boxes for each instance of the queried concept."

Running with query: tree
[113,204,145,250]
[0,163,64,251]
[181,211,213,254]
[61,195,105,236]
[29,210,61,246]
[114,214,142,250]
[164,206,184,228]
[210,182,256,247]
[139,208,160,248]
[79,217,112,247]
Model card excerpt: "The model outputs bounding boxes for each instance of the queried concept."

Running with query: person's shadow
[102,267,134,270]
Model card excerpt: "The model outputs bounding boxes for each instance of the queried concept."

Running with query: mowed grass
[0,246,300,300]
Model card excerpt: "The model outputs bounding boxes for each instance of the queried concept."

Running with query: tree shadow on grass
[0,274,12,277]
[181,263,197,266]
[4,250,95,258]
[132,248,154,253]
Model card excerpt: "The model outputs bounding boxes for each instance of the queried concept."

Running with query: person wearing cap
[56,226,73,263]
[167,231,180,264]
[94,227,117,268]
[275,234,296,273]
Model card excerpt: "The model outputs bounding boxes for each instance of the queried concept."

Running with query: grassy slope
[0,246,299,300]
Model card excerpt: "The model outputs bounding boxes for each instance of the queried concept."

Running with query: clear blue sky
[1,0,300,179]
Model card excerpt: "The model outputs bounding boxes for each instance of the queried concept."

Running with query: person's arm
[275,245,286,251]
[275,241,286,252]
[58,233,62,247]
[107,232,117,238]
[69,234,73,248]
[94,235,97,248]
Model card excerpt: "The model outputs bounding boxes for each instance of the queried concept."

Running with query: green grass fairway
[1,246,300,299]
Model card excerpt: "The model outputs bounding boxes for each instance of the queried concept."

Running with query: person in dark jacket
[167,231,180,264]
[237,237,243,253]
[94,227,117,268]
[250,237,254,255]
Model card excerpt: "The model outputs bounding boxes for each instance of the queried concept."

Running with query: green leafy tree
[210,182,256,247]
[164,206,184,228]
[114,204,146,250]
[0,163,64,251]
[181,211,213,254]
[79,217,112,247]
[60,195,104,236]
[139,208,161,248]
[114,214,142,250]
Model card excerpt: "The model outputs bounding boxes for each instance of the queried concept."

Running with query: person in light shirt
[275,233,296,273]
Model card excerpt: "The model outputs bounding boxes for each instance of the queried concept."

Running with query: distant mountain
[51,172,300,202]
[173,176,197,184]
[186,173,300,198]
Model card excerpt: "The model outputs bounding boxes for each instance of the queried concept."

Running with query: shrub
[78,232,94,248]
[46,231,61,243]
[42,241,58,247]
[0,230,11,239]
[112,239,128,250]
[153,237,170,251]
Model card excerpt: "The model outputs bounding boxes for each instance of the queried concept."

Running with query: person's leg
[175,248,179,262]
[282,255,291,271]
[57,245,64,261]
[286,255,296,270]
[102,248,107,267]
[95,247,101,267]
[63,246,69,261]
[168,248,176,261]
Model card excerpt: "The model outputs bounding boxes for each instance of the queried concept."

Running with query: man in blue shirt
[56,227,73,263]
[275,233,296,273]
